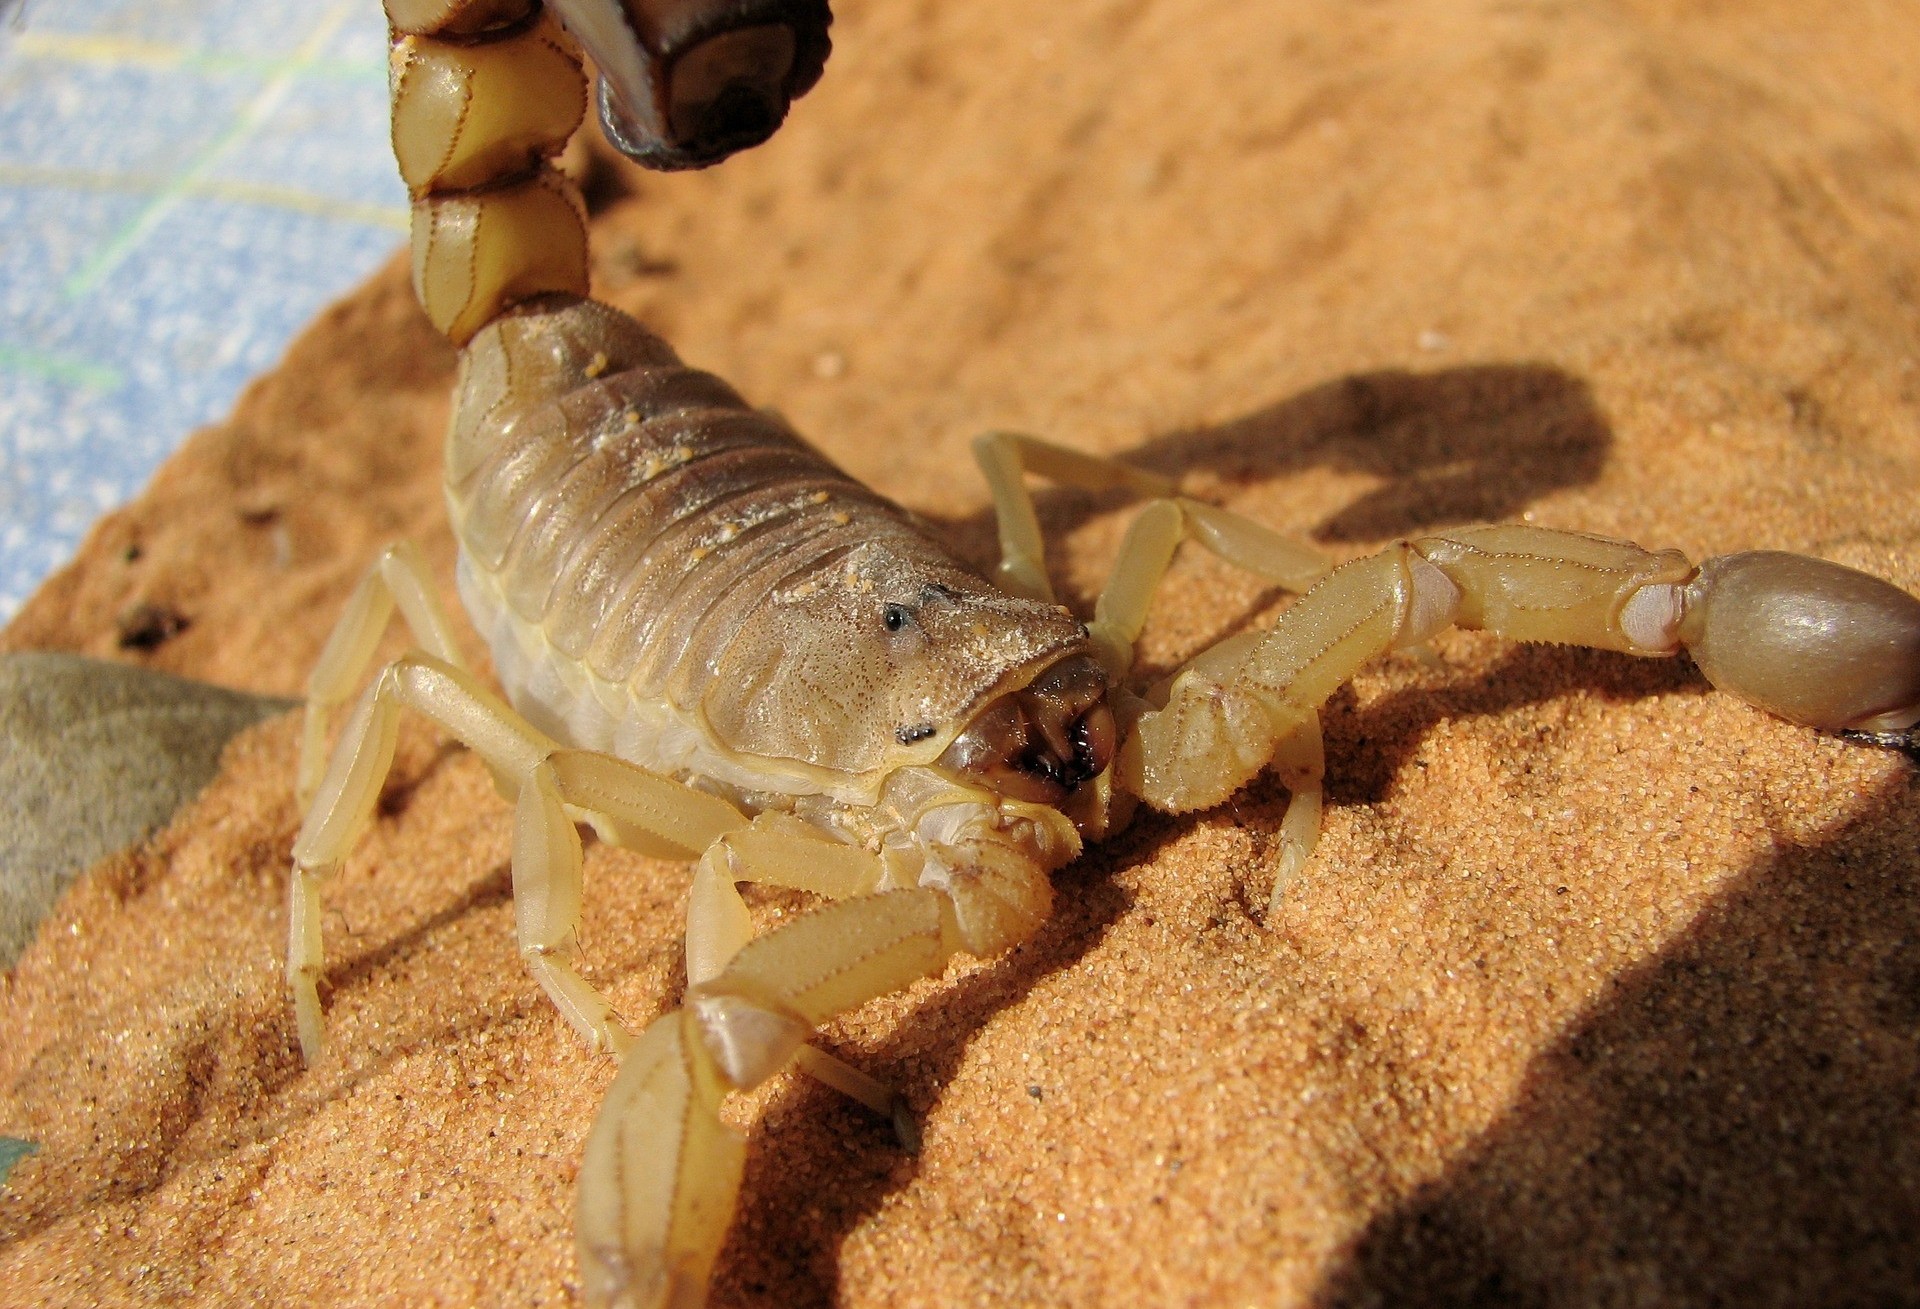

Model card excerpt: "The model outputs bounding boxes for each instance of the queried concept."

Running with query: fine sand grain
[4,1,1918,1304]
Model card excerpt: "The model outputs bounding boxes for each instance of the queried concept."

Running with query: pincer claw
[1678,550,1920,733]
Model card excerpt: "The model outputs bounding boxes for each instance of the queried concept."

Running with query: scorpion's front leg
[1124,524,1920,909]
[578,885,962,1309]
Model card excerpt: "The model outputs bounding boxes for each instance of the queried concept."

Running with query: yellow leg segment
[579,888,957,1309]
[289,647,749,1063]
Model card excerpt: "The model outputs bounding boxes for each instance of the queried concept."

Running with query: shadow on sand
[932,361,1613,577]
[1314,768,1920,1308]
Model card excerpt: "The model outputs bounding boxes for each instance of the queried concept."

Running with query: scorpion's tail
[577,1014,746,1309]
[389,0,831,349]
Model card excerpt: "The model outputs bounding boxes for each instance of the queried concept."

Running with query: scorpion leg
[292,652,553,1060]
[971,429,1329,609]
[683,812,918,1136]
[580,887,959,1309]
[298,542,467,808]
[289,655,749,1063]
[683,813,886,984]
[1122,524,1920,906]
[972,430,1175,602]
[1082,496,1330,678]
[971,430,1332,608]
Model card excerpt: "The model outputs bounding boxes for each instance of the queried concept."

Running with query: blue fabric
[0,0,405,619]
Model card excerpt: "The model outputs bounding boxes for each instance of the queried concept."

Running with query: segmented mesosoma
[287,2,1920,1305]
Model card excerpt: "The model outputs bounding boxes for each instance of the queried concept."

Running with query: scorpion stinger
[289,1,1920,1304]
[546,0,832,170]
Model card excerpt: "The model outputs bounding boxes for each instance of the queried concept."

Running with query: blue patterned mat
[0,0,406,619]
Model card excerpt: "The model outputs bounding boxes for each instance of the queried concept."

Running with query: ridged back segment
[448,299,854,673]
[387,1,591,345]
[448,298,1090,780]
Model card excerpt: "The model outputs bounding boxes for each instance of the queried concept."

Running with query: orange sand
[4,0,1918,1303]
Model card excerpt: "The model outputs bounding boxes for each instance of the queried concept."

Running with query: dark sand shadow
[930,362,1612,583]
[1126,363,1612,544]
[1314,770,1920,1308]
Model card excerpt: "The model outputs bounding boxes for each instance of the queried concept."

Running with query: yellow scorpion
[287,2,1920,1304]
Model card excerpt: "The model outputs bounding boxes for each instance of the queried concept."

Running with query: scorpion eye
[883,603,912,633]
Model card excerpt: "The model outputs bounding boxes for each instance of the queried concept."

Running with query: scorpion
[286,2,1920,1305]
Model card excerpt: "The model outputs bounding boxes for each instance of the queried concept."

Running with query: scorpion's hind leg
[297,542,468,808]
[288,654,754,1063]
[289,652,557,1060]
[580,886,960,1309]
[1122,524,1920,906]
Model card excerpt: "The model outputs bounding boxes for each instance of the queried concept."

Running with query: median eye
[883,603,913,632]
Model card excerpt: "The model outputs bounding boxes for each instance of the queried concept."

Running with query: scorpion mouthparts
[937,655,1116,806]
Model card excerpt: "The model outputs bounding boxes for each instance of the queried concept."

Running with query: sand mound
[4,1,1917,1303]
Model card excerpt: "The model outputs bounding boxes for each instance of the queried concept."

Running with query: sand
[3,0,1918,1303]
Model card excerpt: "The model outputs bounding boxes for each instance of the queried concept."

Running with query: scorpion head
[549,0,832,170]
[706,533,1100,785]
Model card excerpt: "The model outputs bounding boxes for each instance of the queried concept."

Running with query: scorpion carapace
[286,1,1920,1305]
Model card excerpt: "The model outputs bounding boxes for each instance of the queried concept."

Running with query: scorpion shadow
[932,361,1613,576]
[1125,362,1612,545]
[1313,768,1920,1306]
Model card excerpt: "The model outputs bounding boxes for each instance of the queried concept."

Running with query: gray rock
[0,654,294,968]
[0,1137,37,1187]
